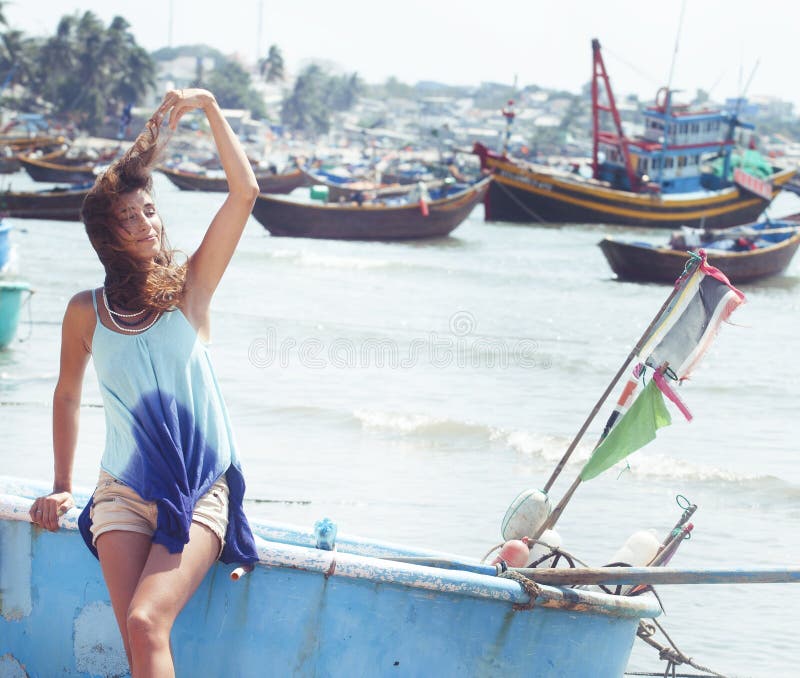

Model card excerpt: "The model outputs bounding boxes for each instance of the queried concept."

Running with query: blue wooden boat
[0,280,30,349]
[474,39,796,227]
[0,477,660,677]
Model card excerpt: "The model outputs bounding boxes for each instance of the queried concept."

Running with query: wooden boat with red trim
[159,165,307,194]
[474,39,795,228]
[251,177,490,240]
[599,215,800,283]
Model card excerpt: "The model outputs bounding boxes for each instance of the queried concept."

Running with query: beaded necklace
[102,288,161,334]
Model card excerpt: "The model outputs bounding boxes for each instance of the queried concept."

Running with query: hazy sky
[5,0,798,108]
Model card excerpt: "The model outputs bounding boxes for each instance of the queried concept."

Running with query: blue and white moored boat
[0,477,660,677]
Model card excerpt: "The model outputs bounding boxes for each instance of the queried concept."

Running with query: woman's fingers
[30,493,74,532]
[162,88,214,128]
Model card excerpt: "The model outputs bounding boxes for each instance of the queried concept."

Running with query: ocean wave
[353,409,496,440]
[350,408,800,498]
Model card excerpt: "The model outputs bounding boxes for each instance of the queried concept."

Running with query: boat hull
[0,188,88,221]
[251,179,490,240]
[479,151,796,228]
[599,225,800,283]
[1,481,659,677]
[18,155,97,184]
[159,166,307,194]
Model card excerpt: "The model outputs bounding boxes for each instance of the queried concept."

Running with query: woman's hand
[29,492,75,532]
[150,88,218,131]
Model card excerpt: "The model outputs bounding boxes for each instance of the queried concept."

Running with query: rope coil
[499,571,542,611]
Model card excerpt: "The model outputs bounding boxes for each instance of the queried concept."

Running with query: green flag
[580,379,672,481]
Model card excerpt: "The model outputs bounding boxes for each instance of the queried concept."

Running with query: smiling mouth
[138,235,157,242]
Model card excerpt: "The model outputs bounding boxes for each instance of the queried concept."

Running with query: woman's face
[113,189,163,260]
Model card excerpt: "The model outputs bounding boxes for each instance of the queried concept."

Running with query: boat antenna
[665,0,687,94]
[722,59,760,182]
[656,0,687,187]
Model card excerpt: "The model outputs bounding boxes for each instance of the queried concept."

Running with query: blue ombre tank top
[77,289,258,564]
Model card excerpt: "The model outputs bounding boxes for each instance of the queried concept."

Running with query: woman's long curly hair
[82,116,186,313]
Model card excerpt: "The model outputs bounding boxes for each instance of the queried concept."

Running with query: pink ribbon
[653,370,693,421]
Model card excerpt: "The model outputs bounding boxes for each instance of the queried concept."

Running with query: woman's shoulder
[63,289,98,326]
[67,289,97,311]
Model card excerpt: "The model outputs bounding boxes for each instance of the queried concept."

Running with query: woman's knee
[126,605,169,648]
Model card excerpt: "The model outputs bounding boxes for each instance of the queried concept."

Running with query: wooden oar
[509,566,800,587]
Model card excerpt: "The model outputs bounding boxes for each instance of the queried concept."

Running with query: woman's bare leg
[126,522,220,678]
[96,531,153,666]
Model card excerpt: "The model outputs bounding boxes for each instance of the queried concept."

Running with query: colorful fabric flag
[580,379,672,481]
[637,253,745,381]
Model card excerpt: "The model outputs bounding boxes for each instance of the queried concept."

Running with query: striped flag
[638,252,745,381]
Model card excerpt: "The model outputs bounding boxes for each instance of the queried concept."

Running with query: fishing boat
[0,185,90,221]
[159,165,307,194]
[17,151,98,184]
[0,475,662,677]
[251,177,491,240]
[599,215,800,283]
[474,39,796,228]
[3,479,798,677]
[300,167,445,203]
[0,133,65,154]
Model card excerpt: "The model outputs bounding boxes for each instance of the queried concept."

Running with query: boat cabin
[596,91,733,194]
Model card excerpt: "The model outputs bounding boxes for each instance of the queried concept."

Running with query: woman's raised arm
[159,88,260,320]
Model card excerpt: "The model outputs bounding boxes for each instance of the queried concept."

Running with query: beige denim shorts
[89,470,229,558]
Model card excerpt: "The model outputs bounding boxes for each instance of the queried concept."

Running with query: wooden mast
[591,39,639,192]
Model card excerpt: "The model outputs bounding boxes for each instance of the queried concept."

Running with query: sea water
[2,171,798,677]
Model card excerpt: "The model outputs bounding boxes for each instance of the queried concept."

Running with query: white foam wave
[625,452,766,483]
[352,409,787,489]
[353,409,496,439]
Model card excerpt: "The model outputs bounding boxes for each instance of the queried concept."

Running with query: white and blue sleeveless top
[77,289,258,564]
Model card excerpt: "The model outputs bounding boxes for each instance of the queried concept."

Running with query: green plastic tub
[0,281,31,349]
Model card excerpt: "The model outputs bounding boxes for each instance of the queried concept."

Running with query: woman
[28,88,261,676]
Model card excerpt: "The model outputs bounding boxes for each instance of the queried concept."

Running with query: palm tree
[34,11,154,132]
[259,44,284,83]
[281,64,330,136]
[0,30,40,102]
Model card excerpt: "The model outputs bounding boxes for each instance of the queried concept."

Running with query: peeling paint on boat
[73,602,128,677]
